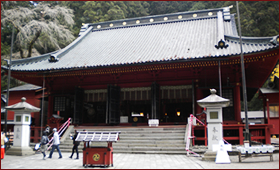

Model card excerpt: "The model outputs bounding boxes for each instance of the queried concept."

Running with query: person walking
[40,131,49,160]
[48,128,62,159]
[69,130,80,159]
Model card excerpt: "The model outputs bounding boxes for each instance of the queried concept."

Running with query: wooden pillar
[195,87,203,115]
[47,95,53,125]
[266,99,271,125]
[34,128,40,143]
[265,99,271,144]
[239,126,243,145]
[263,97,267,124]
[163,103,166,122]
[265,126,271,144]
[151,82,160,119]
[234,83,242,122]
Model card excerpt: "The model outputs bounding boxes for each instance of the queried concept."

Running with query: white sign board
[213,140,232,164]
[148,119,159,127]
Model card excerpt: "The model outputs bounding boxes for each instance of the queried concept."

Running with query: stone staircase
[58,126,187,154]
[29,126,279,156]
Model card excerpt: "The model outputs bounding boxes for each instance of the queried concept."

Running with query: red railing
[193,123,273,145]
[47,118,71,151]
[30,118,72,144]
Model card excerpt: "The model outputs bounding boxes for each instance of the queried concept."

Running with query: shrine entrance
[161,100,192,123]
[160,85,193,123]
[83,84,193,125]
[119,87,151,124]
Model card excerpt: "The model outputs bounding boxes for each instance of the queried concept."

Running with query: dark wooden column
[106,85,120,124]
[151,82,160,119]
[74,87,84,124]
[234,83,242,123]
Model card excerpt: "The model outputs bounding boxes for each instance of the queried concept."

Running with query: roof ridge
[87,6,229,26]
[82,6,232,32]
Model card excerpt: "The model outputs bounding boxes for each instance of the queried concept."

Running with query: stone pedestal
[6,146,34,156]
[202,151,217,161]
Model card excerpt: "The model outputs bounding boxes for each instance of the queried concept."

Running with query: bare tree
[1,2,75,58]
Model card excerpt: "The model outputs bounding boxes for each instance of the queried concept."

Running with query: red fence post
[239,126,243,145]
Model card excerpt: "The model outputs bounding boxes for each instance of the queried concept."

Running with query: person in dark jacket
[40,131,49,160]
[69,130,80,159]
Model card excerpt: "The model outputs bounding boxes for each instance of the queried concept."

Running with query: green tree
[1,42,10,56]
[189,1,206,11]
[1,2,75,58]
[148,1,180,15]
[82,1,126,23]
[124,1,149,18]
[58,1,87,37]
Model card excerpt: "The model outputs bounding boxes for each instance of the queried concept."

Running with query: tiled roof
[3,84,42,92]
[1,94,6,103]
[2,6,278,72]
[259,88,279,94]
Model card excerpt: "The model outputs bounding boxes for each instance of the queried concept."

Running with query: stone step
[57,148,187,154]
[62,141,185,146]
[119,132,185,136]
[74,131,185,135]
[79,127,185,130]
[114,143,185,147]
[75,129,185,133]
[111,150,187,154]
[56,126,187,155]
[117,140,185,144]
[119,136,184,140]
[112,146,185,151]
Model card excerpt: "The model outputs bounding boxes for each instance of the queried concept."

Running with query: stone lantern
[5,97,41,156]
[197,89,230,152]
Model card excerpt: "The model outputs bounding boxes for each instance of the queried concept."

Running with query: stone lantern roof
[5,97,41,112]
[197,89,230,108]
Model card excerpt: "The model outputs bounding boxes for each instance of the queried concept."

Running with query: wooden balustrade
[193,124,272,145]
[30,126,43,143]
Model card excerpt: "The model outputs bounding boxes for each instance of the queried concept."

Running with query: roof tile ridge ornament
[215,11,229,49]
[49,26,94,63]
[1,50,60,69]
[270,35,279,46]
[224,35,279,45]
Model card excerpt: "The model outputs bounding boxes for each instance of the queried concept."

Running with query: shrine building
[2,6,279,145]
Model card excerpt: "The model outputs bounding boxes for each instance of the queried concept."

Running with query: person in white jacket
[48,128,62,159]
